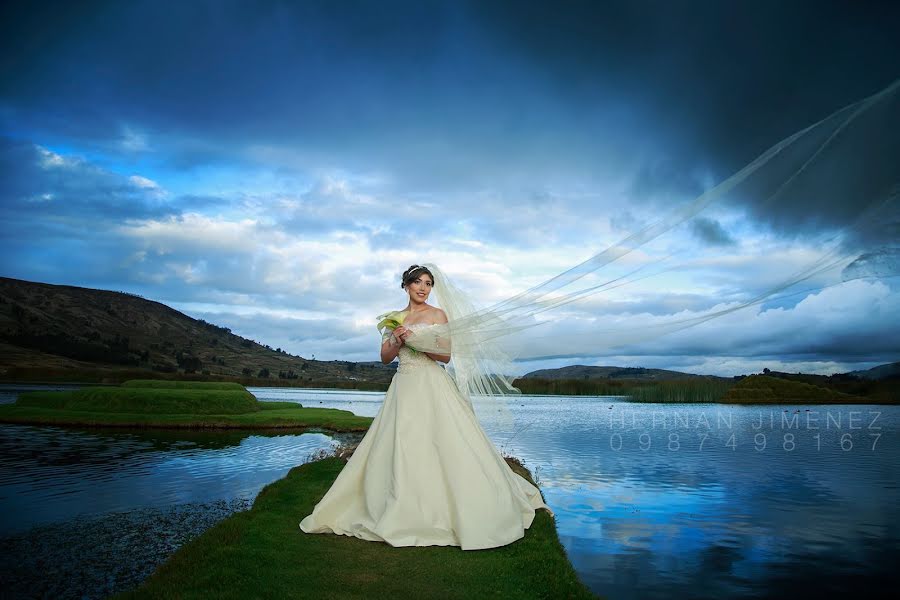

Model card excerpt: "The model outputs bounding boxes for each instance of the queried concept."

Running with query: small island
[109,453,597,600]
[0,379,373,432]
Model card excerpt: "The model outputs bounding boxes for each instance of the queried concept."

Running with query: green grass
[1,367,393,391]
[121,379,247,390]
[15,387,260,414]
[111,456,598,600]
[0,381,374,431]
[0,403,373,431]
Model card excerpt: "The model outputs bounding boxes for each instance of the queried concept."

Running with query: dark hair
[401,264,435,289]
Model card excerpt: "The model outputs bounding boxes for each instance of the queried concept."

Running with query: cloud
[0,137,177,227]
[690,217,736,247]
[510,279,900,367]
[6,0,893,204]
[1,3,898,376]
[184,309,376,362]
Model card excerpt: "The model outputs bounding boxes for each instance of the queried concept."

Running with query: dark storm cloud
[690,217,735,247]
[467,0,900,241]
[3,0,517,181]
[467,0,900,167]
[3,1,897,219]
[2,1,898,373]
[628,157,707,204]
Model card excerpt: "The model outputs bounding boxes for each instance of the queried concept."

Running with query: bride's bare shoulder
[431,307,448,324]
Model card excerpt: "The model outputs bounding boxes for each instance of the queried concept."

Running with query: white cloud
[120,125,150,152]
[129,175,160,189]
[6,137,898,376]
[36,145,75,169]
[507,279,899,366]
[117,212,262,254]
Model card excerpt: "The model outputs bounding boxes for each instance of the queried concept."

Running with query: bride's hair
[401,264,435,289]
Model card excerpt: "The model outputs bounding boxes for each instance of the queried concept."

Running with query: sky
[1,0,898,376]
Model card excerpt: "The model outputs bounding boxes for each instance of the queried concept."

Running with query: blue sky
[1,0,898,376]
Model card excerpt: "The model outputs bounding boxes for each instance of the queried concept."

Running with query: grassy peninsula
[0,379,372,431]
[112,454,598,600]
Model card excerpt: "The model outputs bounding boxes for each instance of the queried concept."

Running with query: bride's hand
[394,326,410,344]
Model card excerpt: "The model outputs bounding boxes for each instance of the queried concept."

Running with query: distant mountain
[0,276,395,386]
[522,364,714,381]
[845,362,900,380]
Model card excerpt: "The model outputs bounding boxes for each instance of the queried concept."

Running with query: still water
[1,384,897,599]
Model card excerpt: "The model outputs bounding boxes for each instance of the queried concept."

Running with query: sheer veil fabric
[404,79,900,364]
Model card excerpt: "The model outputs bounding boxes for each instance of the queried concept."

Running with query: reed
[513,376,734,402]
[626,378,735,403]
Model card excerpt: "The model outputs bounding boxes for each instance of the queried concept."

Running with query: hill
[722,374,871,404]
[754,366,899,403]
[845,361,900,380]
[0,276,395,387]
[522,364,706,381]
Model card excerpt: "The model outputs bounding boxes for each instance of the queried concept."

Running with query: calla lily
[376,310,408,333]
[376,310,418,354]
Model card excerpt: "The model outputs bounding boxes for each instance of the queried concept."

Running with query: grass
[111,455,599,600]
[1,366,392,391]
[0,403,373,431]
[120,379,248,390]
[0,379,373,431]
[15,387,261,414]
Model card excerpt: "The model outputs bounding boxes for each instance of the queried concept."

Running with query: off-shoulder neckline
[396,307,444,328]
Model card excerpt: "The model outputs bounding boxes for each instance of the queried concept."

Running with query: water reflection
[250,389,900,598]
[0,385,897,598]
[0,382,86,405]
[491,397,899,599]
[0,424,341,535]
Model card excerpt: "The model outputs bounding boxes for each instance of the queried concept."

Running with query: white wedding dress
[299,322,553,551]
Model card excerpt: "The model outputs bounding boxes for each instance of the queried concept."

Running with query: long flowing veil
[404,77,899,428]
[419,263,520,397]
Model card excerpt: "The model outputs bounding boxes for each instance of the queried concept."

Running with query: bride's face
[406,273,433,304]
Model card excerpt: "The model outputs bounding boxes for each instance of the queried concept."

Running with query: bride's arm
[380,327,404,364]
[423,309,450,364]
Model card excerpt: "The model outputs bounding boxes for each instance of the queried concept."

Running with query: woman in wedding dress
[298,264,553,551]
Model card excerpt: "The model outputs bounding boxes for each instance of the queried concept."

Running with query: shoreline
[0,406,374,432]
[111,454,599,599]
[2,379,893,406]
[1,497,254,600]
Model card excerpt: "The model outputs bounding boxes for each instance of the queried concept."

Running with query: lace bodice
[396,322,441,374]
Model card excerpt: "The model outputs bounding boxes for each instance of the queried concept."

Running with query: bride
[298,264,553,551]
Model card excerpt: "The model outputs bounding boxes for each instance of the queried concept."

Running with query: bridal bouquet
[376,310,418,353]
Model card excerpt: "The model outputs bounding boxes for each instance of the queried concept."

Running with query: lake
[1,384,897,599]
